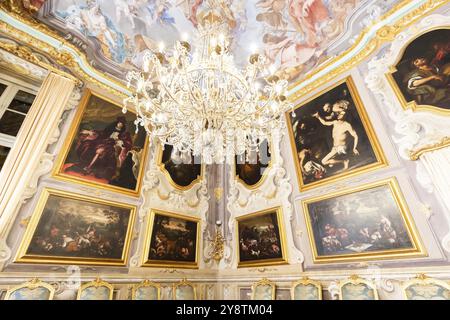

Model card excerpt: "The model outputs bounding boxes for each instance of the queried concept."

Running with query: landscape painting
[237,207,287,267]
[390,29,450,112]
[16,188,136,266]
[143,210,199,268]
[55,90,148,195]
[286,77,386,191]
[302,178,423,263]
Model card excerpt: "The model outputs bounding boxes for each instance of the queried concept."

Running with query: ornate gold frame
[301,177,426,264]
[15,188,136,266]
[141,209,200,269]
[386,26,450,116]
[402,273,450,300]
[291,277,322,300]
[77,277,114,300]
[286,76,388,192]
[131,280,161,300]
[52,89,150,197]
[236,206,288,268]
[234,139,273,190]
[172,278,197,300]
[156,143,204,191]
[251,278,276,300]
[4,278,55,300]
[338,275,379,300]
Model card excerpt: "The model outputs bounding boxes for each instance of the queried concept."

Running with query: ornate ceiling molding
[0,0,447,104]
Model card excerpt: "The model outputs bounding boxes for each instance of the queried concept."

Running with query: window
[0,76,39,173]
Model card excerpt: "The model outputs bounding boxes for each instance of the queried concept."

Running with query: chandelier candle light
[124,13,292,164]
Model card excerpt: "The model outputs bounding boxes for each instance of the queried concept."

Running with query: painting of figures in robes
[286,77,386,191]
[389,29,450,113]
[54,90,148,195]
[15,188,136,266]
[302,178,424,263]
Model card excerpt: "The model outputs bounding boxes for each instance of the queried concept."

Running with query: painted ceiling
[33,0,400,84]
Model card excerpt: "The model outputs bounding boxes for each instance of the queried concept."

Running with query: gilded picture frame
[386,27,450,116]
[251,278,276,300]
[291,277,322,300]
[338,275,379,300]
[157,143,204,191]
[285,76,387,191]
[52,89,150,197]
[301,177,425,264]
[402,274,450,300]
[236,207,288,268]
[4,278,55,300]
[15,188,136,267]
[142,209,200,269]
[173,278,197,300]
[77,278,114,300]
[234,139,273,190]
[131,280,161,300]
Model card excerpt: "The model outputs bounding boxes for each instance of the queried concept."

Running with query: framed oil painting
[53,90,149,196]
[387,28,450,114]
[15,188,136,266]
[302,178,424,263]
[158,144,202,190]
[402,274,450,300]
[286,77,386,191]
[236,207,288,268]
[235,139,272,189]
[142,209,200,268]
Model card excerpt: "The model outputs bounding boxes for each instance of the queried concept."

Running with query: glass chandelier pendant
[124,13,292,164]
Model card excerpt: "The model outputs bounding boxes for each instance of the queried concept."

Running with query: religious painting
[286,77,387,191]
[235,139,271,188]
[236,207,287,268]
[158,144,202,190]
[301,178,424,263]
[54,90,149,196]
[142,209,200,268]
[15,188,136,266]
[388,29,450,114]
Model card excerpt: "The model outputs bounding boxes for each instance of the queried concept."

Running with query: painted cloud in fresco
[36,0,378,82]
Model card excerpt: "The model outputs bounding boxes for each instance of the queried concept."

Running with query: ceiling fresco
[33,0,400,83]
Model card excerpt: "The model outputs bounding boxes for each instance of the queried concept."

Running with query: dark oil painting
[391,29,450,110]
[160,144,201,188]
[148,212,198,264]
[306,184,416,259]
[235,140,271,187]
[237,210,285,265]
[287,79,381,188]
[60,93,147,193]
[25,193,133,261]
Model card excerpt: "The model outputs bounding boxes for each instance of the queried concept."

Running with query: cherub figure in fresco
[256,0,288,30]
[114,0,139,29]
[288,0,331,47]
[262,33,318,80]
[312,105,359,171]
[320,0,360,40]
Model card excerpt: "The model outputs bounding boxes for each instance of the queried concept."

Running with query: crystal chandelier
[123,12,292,164]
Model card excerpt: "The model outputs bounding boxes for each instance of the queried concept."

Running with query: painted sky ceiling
[34,0,400,84]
